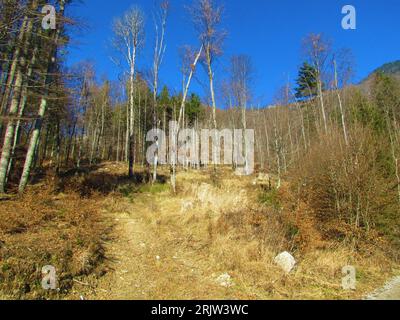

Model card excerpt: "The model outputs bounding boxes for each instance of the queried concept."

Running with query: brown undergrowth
[0,170,110,299]
[203,171,398,299]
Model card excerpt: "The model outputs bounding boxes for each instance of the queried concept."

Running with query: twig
[73,279,90,286]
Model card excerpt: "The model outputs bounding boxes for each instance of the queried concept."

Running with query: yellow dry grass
[1,162,396,300]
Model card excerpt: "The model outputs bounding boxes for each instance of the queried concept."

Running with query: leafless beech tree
[229,55,254,130]
[112,6,145,178]
[229,55,254,172]
[332,48,354,146]
[302,33,331,135]
[190,0,225,131]
[189,0,225,174]
[150,0,169,183]
[170,45,203,192]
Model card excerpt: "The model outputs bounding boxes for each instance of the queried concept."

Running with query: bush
[258,189,281,210]
[290,126,397,239]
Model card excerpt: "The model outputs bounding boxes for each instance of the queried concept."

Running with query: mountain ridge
[372,60,400,76]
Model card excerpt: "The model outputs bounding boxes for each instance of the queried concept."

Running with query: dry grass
[0,174,110,299]
[80,165,399,300]
[1,163,398,300]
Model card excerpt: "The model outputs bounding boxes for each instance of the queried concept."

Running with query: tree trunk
[333,59,349,146]
[171,45,203,192]
[0,0,38,193]
[18,98,47,193]
[18,0,65,193]
[128,54,136,177]
[0,59,25,193]
[0,11,30,126]
[317,76,328,134]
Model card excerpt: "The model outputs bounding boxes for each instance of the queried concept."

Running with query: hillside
[373,60,400,77]
[363,60,400,84]
[359,60,400,93]
[2,0,400,303]
[1,163,396,300]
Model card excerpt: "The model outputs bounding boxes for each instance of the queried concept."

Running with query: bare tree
[229,54,254,173]
[112,6,145,177]
[332,48,354,146]
[170,45,203,192]
[190,0,225,132]
[151,0,169,183]
[302,33,331,134]
[75,62,95,168]
[229,55,253,129]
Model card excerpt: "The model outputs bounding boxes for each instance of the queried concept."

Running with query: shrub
[290,126,397,239]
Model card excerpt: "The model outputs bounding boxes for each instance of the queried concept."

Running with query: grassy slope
[1,163,398,299]
[67,164,399,300]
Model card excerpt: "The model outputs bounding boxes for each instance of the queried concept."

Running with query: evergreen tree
[295,62,318,99]
[158,85,172,120]
[186,93,203,125]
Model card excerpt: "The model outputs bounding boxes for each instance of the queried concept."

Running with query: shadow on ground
[53,163,169,197]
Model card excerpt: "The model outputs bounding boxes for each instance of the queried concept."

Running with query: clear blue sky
[65,0,400,106]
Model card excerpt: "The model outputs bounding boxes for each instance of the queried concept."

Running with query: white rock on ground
[274,251,296,274]
[216,273,234,288]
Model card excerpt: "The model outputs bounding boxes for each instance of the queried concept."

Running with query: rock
[139,242,146,248]
[216,273,234,288]
[274,252,296,274]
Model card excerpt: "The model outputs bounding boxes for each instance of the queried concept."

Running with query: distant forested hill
[361,60,400,90]
[373,60,400,77]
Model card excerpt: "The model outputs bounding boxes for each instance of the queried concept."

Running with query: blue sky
[65,0,400,106]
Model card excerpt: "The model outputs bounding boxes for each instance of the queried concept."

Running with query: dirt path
[86,209,157,300]
[365,277,400,300]
[77,172,253,300]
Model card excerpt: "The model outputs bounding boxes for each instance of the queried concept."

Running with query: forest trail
[75,168,257,300]
[365,277,400,300]
[81,204,239,300]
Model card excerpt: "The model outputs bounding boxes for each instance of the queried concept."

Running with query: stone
[216,273,234,287]
[274,251,296,274]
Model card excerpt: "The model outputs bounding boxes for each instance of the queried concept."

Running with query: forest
[0,0,399,300]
